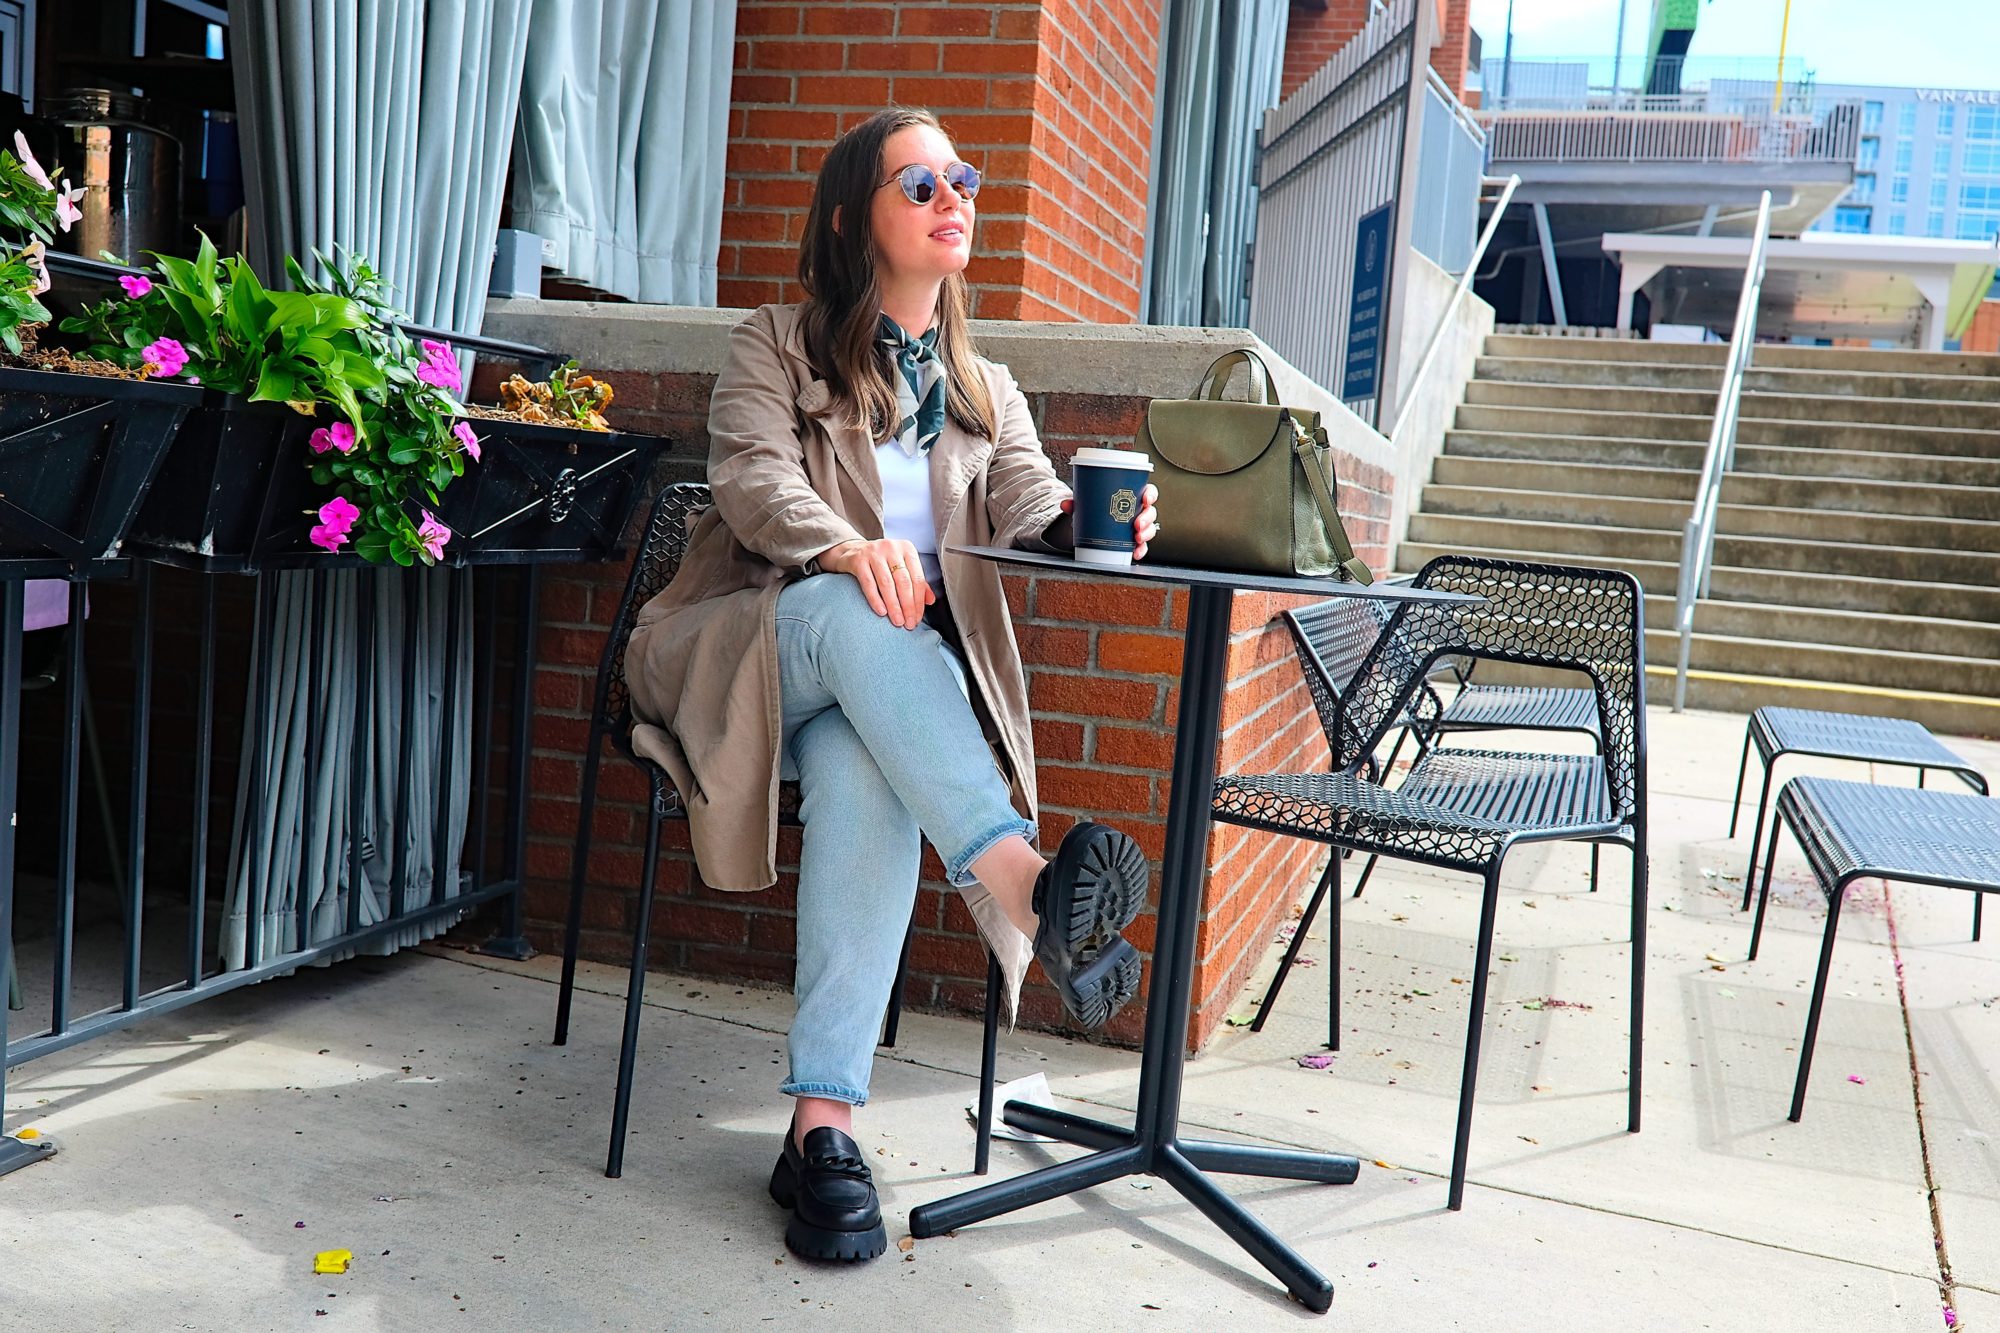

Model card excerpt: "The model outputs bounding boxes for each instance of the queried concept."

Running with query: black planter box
[434,416,666,566]
[123,393,318,572]
[0,366,200,576]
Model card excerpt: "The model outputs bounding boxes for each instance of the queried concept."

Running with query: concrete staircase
[1401,334,2000,737]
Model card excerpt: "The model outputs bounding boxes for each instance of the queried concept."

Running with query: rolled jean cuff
[944,817,1037,888]
[780,1079,870,1107]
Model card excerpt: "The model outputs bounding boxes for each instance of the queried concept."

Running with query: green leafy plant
[0,132,84,355]
[62,239,481,565]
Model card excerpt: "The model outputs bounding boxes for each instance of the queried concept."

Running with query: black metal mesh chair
[1213,555,1649,1210]
[552,481,998,1178]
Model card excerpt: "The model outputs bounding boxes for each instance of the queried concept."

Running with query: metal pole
[1773,0,1794,111]
[1500,0,1516,104]
[1612,0,1627,98]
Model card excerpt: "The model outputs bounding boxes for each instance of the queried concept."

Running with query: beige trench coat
[624,303,1071,1009]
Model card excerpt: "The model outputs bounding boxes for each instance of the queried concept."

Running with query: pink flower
[309,421,358,455]
[415,338,463,393]
[452,420,480,461]
[416,509,451,562]
[119,274,153,298]
[21,239,48,296]
[140,336,188,379]
[54,179,82,232]
[318,495,361,533]
[10,131,51,190]
[309,521,349,553]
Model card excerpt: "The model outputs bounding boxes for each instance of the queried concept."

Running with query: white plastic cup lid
[1072,447,1153,470]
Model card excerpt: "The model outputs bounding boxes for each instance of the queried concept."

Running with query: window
[1892,176,1910,204]
[1957,181,2000,241]
[1965,143,2000,177]
[1884,213,1906,235]
[1957,213,2000,241]
[1852,174,1876,202]
[1960,181,2000,211]
[1859,138,1880,169]
[1936,142,1955,176]
[1863,100,1884,134]
[1970,106,2000,140]
[1928,209,1947,235]
[1932,180,1949,209]
[1894,140,1913,174]
[1939,104,1956,137]
[1899,104,1917,137]
[1833,205,1873,233]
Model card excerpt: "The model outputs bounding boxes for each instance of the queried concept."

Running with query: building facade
[1801,83,2000,241]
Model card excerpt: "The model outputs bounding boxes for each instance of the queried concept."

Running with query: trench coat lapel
[793,377,882,517]
[929,380,995,548]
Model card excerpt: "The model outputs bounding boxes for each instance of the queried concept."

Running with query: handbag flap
[1144,399,1289,476]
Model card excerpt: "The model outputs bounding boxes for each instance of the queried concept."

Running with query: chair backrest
[1283,597,1397,751]
[1337,555,1646,820]
[595,481,713,743]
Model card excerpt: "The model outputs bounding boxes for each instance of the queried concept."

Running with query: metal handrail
[1672,189,1772,712]
[1386,174,1520,444]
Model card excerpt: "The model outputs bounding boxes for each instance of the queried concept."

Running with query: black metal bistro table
[908,547,1475,1313]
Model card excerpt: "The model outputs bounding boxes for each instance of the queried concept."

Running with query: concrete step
[1471,355,2000,403]
[1442,431,2000,487]
[1481,334,2000,381]
[1454,404,2000,457]
[1430,456,2000,521]
[1630,627,2000,699]
[1396,541,2000,624]
[1465,379,2000,431]
[1402,512,2000,589]
[1417,486,2000,551]
[1637,594,2000,662]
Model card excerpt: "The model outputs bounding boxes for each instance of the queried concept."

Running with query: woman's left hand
[1059,484,1161,562]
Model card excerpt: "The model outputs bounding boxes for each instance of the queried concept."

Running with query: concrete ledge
[481,297,1396,475]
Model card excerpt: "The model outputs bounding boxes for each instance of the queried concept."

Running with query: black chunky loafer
[1033,821,1150,1029]
[768,1126,889,1262]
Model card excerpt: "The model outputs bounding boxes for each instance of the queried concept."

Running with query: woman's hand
[1059,484,1160,562]
[815,537,935,628]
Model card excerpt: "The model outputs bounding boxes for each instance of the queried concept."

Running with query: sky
[1464,0,2000,93]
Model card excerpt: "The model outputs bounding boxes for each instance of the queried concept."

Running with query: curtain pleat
[512,0,737,304]
[222,0,531,970]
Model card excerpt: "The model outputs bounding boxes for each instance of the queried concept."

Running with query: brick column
[721,1,1162,323]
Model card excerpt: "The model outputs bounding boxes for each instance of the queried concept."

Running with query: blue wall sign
[1342,204,1394,402]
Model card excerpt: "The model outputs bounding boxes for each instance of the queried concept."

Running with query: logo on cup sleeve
[1109,488,1139,523]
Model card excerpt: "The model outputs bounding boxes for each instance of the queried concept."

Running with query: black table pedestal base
[909,1098,1354,1312]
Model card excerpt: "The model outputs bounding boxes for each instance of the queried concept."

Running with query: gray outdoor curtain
[1144,0,1291,327]
[222,0,531,967]
[511,0,737,304]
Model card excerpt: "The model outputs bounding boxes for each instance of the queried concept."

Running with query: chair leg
[975,954,1000,1175]
[1728,726,1753,839]
[1448,868,1504,1211]
[1349,854,1379,899]
[554,728,606,1047]
[880,914,917,1048]
[1918,768,1927,790]
[1748,814,1786,962]
[1742,760,1780,911]
[1327,852,1343,1051]
[1589,843,1600,893]
[1252,855,1336,1034]
[1790,884,1847,1123]
[605,802,665,1180]
[1974,893,1983,944]
[1627,826,1648,1135]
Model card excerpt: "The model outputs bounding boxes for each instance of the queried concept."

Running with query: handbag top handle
[1194,348,1281,405]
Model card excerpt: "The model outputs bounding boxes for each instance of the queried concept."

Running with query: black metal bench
[1747,776,2000,1120]
[1729,706,1989,939]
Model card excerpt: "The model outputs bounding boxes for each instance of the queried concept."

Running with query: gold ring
[890,562,906,572]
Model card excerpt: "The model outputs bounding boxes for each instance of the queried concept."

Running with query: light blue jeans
[774,575,1035,1107]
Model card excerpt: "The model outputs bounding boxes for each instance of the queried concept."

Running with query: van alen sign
[1914,89,2000,104]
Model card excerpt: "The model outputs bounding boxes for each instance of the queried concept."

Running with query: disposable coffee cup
[1069,446,1153,568]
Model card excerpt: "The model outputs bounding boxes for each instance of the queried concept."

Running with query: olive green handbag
[1133,349,1373,584]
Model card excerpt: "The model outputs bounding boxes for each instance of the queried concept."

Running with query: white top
[876,439,942,589]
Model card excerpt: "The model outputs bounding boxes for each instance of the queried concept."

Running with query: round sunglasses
[877,160,981,206]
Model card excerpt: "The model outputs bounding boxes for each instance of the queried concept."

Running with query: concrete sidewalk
[1,706,1994,1331]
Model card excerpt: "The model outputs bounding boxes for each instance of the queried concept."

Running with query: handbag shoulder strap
[1292,422,1374,585]
[1194,349,1279,404]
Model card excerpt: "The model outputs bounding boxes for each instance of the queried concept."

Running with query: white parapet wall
[1387,251,1497,560]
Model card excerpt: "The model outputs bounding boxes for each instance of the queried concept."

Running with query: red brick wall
[721,1,1162,324]
[1959,301,2000,355]
[509,366,1393,1052]
[1280,0,1475,102]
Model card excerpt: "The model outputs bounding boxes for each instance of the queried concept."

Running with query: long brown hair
[796,107,995,440]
